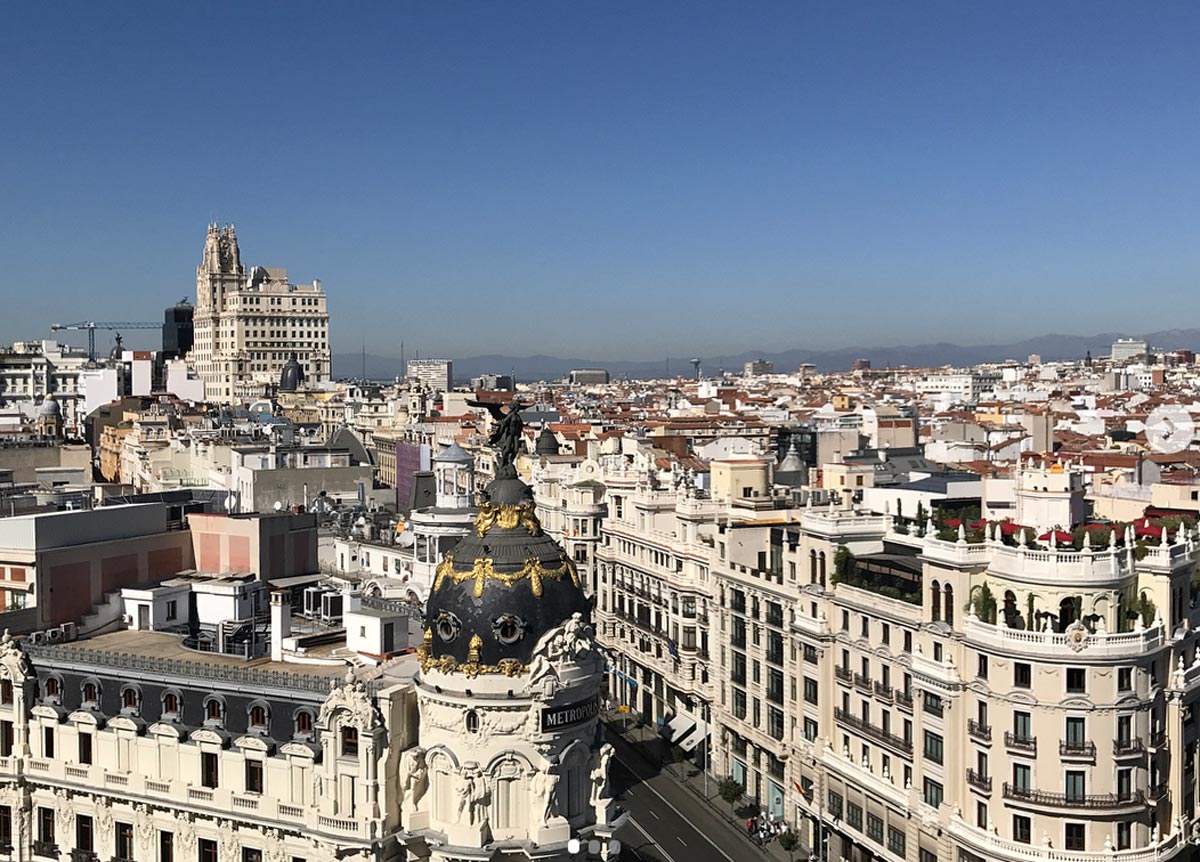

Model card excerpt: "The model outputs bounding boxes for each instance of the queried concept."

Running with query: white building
[189,224,331,404]
[406,359,453,394]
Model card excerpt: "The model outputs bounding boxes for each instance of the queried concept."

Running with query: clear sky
[2,2,1198,359]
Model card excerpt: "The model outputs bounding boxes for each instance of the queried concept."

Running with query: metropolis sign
[541,694,600,733]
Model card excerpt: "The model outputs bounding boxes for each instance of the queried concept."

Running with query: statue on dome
[470,399,527,474]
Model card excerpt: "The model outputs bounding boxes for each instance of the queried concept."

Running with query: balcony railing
[1114,737,1146,756]
[967,719,992,743]
[1059,739,1097,759]
[1004,731,1037,754]
[873,681,893,702]
[33,842,58,858]
[966,769,992,793]
[894,690,913,710]
[1148,782,1169,802]
[835,666,852,683]
[1003,784,1144,810]
[853,673,873,692]
[70,851,98,862]
[834,707,913,755]
[1150,728,1166,749]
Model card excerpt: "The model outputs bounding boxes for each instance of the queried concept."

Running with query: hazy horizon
[2,2,1198,358]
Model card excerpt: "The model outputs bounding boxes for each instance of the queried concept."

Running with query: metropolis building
[0,441,617,861]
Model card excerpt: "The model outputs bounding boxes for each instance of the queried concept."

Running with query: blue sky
[2,2,1198,359]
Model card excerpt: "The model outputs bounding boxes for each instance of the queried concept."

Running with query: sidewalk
[603,710,808,862]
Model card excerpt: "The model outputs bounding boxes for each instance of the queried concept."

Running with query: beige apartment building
[560,451,1200,862]
[190,225,330,403]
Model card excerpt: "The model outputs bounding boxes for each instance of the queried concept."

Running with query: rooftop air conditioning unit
[28,631,46,645]
[46,628,63,642]
[59,622,77,641]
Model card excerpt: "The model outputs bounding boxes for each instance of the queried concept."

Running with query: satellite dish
[274,501,283,512]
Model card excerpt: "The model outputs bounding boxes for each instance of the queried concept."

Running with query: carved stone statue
[467,770,489,826]
[590,743,614,807]
[398,748,429,813]
[534,769,560,823]
[454,772,472,822]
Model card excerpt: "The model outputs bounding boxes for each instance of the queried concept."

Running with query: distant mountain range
[332,328,1200,383]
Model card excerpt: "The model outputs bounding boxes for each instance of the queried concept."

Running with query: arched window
[295,710,313,736]
[162,692,180,716]
[82,682,98,705]
[205,697,224,723]
[818,552,827,587]
[121,687,139,712]
[809,550,818,583]
[45,678,60,700]
[249,704,267,729]
[466,710,479,733]
[931,581,942,622]
[944,584,955,627]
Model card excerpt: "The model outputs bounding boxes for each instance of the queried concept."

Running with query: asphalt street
[607,727,777,862]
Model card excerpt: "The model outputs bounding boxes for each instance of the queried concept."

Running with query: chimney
[270,590,291,662]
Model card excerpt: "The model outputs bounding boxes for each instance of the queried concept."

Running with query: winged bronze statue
[468,399,527,474]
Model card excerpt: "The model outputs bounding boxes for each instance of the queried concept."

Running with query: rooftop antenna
[400,340,405,375]
[362,342,366,380]
[690,358,702,381]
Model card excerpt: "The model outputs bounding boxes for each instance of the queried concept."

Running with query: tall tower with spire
[186,223,330,403]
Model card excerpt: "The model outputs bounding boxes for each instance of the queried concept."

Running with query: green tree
[717,777,744,817]
[832,547,855,585]
[779,831,800,862]
[971,582,997,624]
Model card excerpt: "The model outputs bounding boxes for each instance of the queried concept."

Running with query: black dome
[420,474,589,675]
[535,425,560,456]
[279,353,305,392]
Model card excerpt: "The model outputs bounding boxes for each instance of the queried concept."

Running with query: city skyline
[3,2,1199,357]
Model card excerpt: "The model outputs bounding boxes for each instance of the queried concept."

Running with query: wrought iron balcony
[967,719,992,742]
[1003,784,1144,809]
[834,666,852,683]
[1148,782,1169,802]
[873,681,893,702]
[1004,731,1037,754]
[1059,739,1097,759]
[853,673,872,692]
[33,842,57,858]
[1114,737,1145,756]
[966,769,992,793]
[894,689,913,710]
[834,707,913,755]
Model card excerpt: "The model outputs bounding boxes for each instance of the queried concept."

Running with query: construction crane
[50,321,161,362]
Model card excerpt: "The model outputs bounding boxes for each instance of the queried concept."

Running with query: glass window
[923,779,943,808]
[1014,815,1031,844]
[1014,663,1031,688]
[1065,771,1085,802]
[923,731,944,764]
[1065,823,1085,851]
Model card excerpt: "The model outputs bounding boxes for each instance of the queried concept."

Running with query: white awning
[679,722,709,752]
[663,714,695,744]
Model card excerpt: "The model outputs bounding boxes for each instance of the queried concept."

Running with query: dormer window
[121,687,139,713]
[340,726,358,757]
[45,678,60,701]
[204,697,224,725]
[295,710,313,737]
[249,705,267,729]
[82,682,98,706]
[162,693,180,718]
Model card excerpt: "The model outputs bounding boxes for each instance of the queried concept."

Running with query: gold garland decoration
[416,645,527,678]
[474,501,543,538]
[434,554,581,598]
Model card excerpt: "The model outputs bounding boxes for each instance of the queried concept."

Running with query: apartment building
[714,467,1200,862]
[190,225,331,403]
[563,446,1200,861]
[0,629,412,862]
